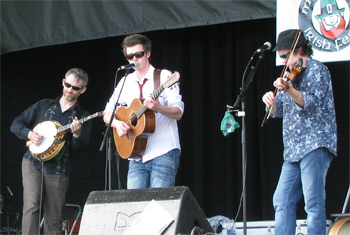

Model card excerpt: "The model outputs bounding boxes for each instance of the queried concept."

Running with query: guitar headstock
[84,111,104,122]
[163,71,180,89]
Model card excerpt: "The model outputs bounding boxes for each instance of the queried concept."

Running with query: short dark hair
[295,44,313,57]
[65,68,89,87]
[121,34,152,57]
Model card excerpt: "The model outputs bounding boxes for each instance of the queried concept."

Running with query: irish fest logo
[299,0,350,52]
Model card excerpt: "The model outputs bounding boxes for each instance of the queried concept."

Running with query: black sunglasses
[64,82,82,91]
[125,51,145,60]
[279,51,290,59]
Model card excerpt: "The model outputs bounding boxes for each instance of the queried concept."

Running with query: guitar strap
[154,68,161,90]
[33,99,51,128]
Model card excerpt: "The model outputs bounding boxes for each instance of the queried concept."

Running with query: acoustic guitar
[27,111,104,161]
[113,71,180,159]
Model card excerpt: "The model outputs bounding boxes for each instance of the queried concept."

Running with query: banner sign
[276,0,350,65]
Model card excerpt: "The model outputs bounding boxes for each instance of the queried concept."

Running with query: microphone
[119,62,138,70]
[256,42,271,53]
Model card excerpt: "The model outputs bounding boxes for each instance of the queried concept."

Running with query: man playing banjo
[10,68,92,235]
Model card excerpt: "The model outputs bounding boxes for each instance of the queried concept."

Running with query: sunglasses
[279,51,290,59]
[125,51,145,60]
[64,82,82,91]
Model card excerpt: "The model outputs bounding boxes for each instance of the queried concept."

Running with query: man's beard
[64,92,78,101]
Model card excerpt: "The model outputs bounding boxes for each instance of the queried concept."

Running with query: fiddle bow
[261,30,305,127]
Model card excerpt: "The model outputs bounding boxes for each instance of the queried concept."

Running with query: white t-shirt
[104,65,184,162]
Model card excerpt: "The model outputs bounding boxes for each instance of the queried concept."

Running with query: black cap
[273,29,309,51]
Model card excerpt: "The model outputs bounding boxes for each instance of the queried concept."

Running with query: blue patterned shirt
[272,57,337,162]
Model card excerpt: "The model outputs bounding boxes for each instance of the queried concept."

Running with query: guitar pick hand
[114,120,130,137]
[28,131,43,145]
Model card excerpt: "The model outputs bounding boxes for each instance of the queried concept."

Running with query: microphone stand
[100,68,131,190]
[231,50,267,235]
[4,186,14,235]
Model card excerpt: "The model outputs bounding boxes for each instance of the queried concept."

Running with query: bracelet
[27,130,32,139]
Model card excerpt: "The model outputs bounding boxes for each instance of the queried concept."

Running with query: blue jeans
[127,149,180,189]
[273,147,332,235]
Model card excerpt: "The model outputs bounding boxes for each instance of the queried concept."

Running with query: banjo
[27,111,104,161]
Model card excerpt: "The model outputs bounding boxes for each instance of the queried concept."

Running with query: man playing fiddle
[262,29,337,235]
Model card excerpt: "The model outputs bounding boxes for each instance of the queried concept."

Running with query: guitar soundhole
[130,113,138,127]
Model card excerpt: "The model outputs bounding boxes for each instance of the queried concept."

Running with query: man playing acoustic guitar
[11,68,92,235]
[103,34,184,189]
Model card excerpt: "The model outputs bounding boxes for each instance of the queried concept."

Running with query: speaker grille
[79,186,213,235]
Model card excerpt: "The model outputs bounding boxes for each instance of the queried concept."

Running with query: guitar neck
[132,71,180,121]
[134,85,164,120]
[152,84,165,100]
[57,111,103,134]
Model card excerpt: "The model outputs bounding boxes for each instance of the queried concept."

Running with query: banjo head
[29,121,58,155]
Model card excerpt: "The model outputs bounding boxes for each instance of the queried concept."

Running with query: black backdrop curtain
[1,0,276,54]
[1,18,349,226]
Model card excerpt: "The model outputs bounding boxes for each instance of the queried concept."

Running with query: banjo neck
[57,111,104,134]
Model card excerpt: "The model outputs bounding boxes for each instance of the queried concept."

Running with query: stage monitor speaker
[79,186,213,235]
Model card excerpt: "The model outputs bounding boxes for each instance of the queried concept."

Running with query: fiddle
[281,58,305,90]
[261,30,304,127]
[261,59,305,126]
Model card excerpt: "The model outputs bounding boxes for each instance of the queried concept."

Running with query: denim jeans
[127,148,180,189]
[273,147,332,235]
